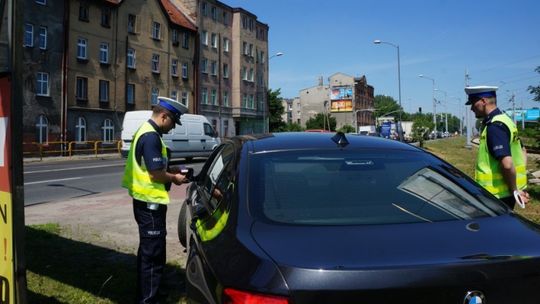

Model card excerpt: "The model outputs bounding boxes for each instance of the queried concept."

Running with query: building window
[101,8,110,27]
[127,83,135,104]
[172,29,179,45]
[151,21,161,40]
[242,66,247,80]
[223,63,229,78]
[222,11,228,26]
[223,91,229,106]
[249,44,254,57]
[127,14,137,33]
[242,94,247,108]
[242,16,248,29]
[201,58,208,74]
[38,26,47,50]
[35,0,46,5]
[75,116,87,142]
[211,89,217,105]
[181,91,188,106]
[223,37,229,52]
[182,63,188,79]
[99,80,109,102]
[248,68,254,82]
[211,6,217,20]
[171,59,178,77]
[210,60,217,76]
[249,94,254,109]
[182,32,189,49]
[201,2,207,16]
[201,87,208,104]
[171,90,178,101]
[127,48,136,69]
[243,41,248,55]
[211,33,217,48]
[24,23,33,47]
[99,42,109,64]
[151,88,159,105]
[151,53,160,73]
[36,115,48,144]
[36,72,49,96]
[79,4,89,21]
[102,119,114,142]
[77,37,87,60]
[76,77,88,100]
[223,119,229,137]
[201,31,208,46]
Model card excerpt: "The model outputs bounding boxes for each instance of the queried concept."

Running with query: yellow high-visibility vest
[122,121,170,204]
[476,113,527,198]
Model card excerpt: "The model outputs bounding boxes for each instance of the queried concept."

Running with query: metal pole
[396,45,404,142]
[465,70,472,148]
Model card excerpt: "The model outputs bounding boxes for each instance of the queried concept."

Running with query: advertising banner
[330,100,353,113]
[329,86,353,100]
[0,75,13,304]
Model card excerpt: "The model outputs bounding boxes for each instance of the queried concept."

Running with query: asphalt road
[23,156,206,206]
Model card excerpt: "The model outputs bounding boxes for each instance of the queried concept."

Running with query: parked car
[121,110,220,161]
[179,132,540,304]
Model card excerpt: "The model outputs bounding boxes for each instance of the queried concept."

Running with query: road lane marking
[24,177,83,185]
[24,162,125,174]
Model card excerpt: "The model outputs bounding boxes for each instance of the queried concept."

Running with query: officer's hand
[172,173,189,185]
[519,190,530,205]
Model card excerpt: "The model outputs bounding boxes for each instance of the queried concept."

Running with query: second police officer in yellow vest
[122,96,190,304]
[465,86,529,209]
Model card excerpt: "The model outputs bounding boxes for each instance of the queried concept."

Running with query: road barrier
[23,140,122,160]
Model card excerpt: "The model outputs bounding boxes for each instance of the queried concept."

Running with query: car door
[186,143,237,304]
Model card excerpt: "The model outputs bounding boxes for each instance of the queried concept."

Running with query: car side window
[200,144,235,210]
[203,123,215,137]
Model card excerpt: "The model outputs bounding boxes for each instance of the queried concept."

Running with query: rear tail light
[223,288,289,304]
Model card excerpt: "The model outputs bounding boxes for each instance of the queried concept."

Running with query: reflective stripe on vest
[121,121,170,204]
[195,207,229,242]
[476,113,527,198]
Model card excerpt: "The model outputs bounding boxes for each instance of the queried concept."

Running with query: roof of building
[160,0,197,31]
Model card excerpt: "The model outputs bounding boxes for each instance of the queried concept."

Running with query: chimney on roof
[318,76,323,87]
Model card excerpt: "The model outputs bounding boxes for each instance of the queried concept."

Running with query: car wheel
[178,201,187,248]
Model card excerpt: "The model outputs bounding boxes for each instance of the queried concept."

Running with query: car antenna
[331,132,349,148]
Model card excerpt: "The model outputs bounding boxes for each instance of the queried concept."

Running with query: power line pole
[465,69,472,149]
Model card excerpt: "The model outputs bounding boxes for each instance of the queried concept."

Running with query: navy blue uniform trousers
[133,199,167,304]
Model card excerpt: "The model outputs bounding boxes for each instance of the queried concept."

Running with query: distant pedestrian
[465,86,529,209]
[122,96,189,303]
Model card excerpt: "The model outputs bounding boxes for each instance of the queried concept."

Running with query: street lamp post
[435,88,448,133]
[265,52,284,133]
[373,39,404,142]
[418,74,437,133]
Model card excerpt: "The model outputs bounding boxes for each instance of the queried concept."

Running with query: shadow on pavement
[26,226,186,303]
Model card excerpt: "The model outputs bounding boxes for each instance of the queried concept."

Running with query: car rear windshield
[248,149,506,225]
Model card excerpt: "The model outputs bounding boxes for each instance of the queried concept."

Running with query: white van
[121,110,221,161]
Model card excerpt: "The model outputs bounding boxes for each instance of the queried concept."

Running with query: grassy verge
[424,137,540,222]
[26,224,186,304]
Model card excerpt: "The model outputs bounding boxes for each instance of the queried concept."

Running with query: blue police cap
[155,96,188,124]
[464,86,498,105]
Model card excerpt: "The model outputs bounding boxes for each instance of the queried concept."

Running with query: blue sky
[226,0,540,117]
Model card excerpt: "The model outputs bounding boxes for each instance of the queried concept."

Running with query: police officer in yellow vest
[122,96,189,303]
[465,86,529,209]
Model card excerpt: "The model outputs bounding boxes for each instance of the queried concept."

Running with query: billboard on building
[330,86,353,113]
[330,86,353,100]
[330,100,353,112]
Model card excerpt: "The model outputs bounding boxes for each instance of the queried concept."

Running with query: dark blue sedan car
[178,132,540,304]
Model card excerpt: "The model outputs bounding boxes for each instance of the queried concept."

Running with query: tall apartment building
[299,73,375,130]
[21,0,197,145]
[173,0,269,137]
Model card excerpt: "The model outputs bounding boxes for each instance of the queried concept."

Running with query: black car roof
[232,132,421,153]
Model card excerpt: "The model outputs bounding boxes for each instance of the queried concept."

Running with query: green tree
[411,114,434,147]
[268,89,286,132]
[283,122,304,131]
[338,124,356,133]
[374,95,403,118]
[528,66,540,102]
[305,113,336,131]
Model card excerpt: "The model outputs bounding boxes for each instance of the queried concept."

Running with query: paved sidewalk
[25,183,189,265]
